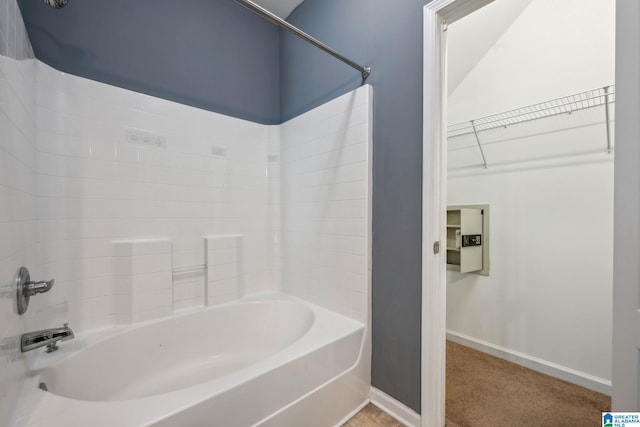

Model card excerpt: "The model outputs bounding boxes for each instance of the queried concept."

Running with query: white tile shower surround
[205,234,244,306]
[31,62,275,331]
[1,10,371,424]
[280,86,372,323]
[0,0,37,425]
[28,61,371,334]
[111,239,173,323]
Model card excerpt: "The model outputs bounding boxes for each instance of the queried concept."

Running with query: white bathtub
[21,293,369,427]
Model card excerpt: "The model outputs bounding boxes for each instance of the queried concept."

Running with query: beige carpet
[445,340,611,427]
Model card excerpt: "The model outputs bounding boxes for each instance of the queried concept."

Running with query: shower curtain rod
[236,0,371,81]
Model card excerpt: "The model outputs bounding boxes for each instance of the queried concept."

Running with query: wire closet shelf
[447,85,615,168]
[447,85,615,138]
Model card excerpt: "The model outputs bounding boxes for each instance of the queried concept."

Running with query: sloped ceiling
[253,0,304,18]
[447,0,533,94]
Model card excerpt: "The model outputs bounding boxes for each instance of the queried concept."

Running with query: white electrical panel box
[446,207,485,273]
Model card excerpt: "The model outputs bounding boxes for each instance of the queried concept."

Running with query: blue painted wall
[281,0,430,411]
[18,0,281,124]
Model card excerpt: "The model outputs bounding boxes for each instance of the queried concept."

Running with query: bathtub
[20,293,369,427]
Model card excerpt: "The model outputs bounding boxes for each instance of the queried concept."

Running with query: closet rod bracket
[604,85,613,154]
[471,120,488,169]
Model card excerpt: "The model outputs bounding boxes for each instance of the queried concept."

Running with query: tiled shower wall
[279,86,371,323]
[28,63,372,334]
[1,7,371,424]
[29,63,276,331]
[0,0,36,424]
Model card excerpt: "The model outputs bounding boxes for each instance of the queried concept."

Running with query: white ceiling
[253,0,305,18]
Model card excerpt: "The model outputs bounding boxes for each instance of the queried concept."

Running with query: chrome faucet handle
[16,267,56,315]
[23,278,55,297]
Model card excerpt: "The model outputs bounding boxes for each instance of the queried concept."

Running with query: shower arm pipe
[236,0,371,81]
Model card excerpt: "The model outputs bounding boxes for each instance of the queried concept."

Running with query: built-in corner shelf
[446,207,488,274]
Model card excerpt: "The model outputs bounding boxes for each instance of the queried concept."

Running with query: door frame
[423,0,639,423]
[421,1,493,426]
[612,0,640,411]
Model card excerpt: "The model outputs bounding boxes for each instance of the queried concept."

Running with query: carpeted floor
[445,340,611,427]
[344,341,610,427]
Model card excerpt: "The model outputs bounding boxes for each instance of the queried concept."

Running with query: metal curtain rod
[236,0,371,80]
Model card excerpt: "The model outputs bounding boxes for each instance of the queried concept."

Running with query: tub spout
[21,323,74,353]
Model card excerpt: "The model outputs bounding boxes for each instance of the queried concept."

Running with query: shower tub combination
[18,3,372,424]
[21,293,369,427]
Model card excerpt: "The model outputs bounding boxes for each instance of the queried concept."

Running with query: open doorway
[445,0,613,424]
[422,1,624,426]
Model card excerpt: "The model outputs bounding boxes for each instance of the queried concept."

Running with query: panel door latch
[433,241,440,254]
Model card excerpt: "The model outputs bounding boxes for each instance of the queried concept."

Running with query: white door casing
[422,1,493,426]
[422,5,447,427]
[425,0,639,419]
[612,0,640,412]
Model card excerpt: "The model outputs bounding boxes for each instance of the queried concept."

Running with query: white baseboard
[447,330,612,395]
[369,387,421,427]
